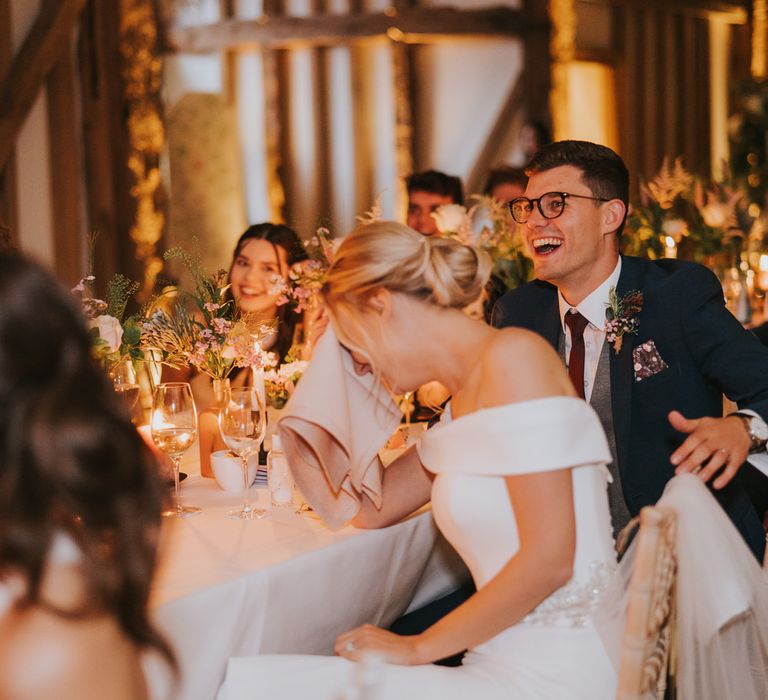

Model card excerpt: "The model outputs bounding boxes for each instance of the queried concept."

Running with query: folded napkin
[276,325,402,529]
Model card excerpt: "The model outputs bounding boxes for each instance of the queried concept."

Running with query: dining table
[143,454,469,700]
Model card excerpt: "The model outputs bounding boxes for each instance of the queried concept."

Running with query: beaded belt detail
[521,560,617,627]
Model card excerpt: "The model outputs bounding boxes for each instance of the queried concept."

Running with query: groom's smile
[523,165,620,304]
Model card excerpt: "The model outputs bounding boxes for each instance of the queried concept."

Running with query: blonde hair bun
[324,221,491,311]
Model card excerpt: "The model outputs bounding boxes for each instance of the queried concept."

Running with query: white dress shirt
[558,258,622,402]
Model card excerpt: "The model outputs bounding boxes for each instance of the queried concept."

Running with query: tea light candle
[664,236,677,259]
[758,255,768,291]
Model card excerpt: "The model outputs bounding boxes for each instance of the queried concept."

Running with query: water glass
[219,387,267,519]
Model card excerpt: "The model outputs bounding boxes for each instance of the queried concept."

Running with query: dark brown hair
[406,170,464,206]
[0,251,174,666]
[230,223,308,362]
[483,166,528,197]
[526,140,629,235]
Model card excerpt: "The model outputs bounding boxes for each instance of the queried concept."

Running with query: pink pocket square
[633,340,668,382]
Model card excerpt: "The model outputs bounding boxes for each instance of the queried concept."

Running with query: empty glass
[218,387,267,519]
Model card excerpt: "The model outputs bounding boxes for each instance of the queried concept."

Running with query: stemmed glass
[218,387,267,520]
[151,382,201,518]
[110,359,141,418]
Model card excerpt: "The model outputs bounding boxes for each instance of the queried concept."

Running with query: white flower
[661,218,687,240]
[89,315,123,352]
[278,360,308,378]
[700,203,728,228]
[431,204,471,235]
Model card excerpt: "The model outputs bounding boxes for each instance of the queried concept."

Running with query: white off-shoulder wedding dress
[218,397,619,700]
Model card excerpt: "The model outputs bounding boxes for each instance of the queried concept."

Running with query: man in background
[406,170,463,237]
[483,165,527,204]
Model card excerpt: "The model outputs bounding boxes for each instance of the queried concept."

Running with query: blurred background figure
[185,223,309,410]
[0,251,174,700]
[180,223,329,476]
[483,165,528,204]
[406,170,464,237]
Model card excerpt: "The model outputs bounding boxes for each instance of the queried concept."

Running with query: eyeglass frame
[506,191,611,224]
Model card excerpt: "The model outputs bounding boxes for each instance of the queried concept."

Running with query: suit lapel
[538,295,562,350]
[610,256,647,477]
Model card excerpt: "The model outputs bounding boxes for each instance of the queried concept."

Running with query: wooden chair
[616,506,677,700]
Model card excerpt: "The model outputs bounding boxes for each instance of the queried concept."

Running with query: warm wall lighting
[561,62,618,151]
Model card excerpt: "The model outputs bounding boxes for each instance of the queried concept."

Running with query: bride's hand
[335,624,426,665]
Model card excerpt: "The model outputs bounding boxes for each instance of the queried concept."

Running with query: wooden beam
[520,0,551,143]
[391,0,416,185]
[591,0,747,22]
[47,42,85,284]
[0,0,87,172]
[164,6,538,53]
[0,0,17,243]
[78,0,124,291]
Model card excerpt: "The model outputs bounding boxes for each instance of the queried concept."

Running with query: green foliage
[106,273,140,321]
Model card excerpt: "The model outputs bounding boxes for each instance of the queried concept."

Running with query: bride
[219,221,618,699]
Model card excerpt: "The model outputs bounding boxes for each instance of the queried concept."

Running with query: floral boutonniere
[605,287,644,354]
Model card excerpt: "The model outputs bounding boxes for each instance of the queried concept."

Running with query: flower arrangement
[605,287,643,354]
[623,158,753,267]
[432,195,534,292]
[273,239,331,313]
[272,200,383,315]
[264,359,309,409]
[141,247,274,380]
[72,272,143,368]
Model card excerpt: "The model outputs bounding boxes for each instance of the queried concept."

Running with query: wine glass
[151,382,200,518]
[218,387,267,520]
[110,359,140,418]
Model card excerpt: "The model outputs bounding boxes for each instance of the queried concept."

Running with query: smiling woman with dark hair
[0,251,174,700]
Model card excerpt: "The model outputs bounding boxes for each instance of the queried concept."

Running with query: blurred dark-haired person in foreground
[0,251,174,700]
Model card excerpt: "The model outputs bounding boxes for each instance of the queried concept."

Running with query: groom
[493,140,768,560]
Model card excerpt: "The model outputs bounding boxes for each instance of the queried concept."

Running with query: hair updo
[323,221,491,312]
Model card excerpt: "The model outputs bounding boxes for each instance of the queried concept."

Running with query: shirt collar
[558,258,622,332]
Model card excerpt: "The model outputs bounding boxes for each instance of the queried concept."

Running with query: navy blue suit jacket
[493,255,768,559]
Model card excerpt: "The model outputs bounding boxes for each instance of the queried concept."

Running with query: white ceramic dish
[211,450,259,492]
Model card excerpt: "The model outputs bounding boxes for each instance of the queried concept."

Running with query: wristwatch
[731,412,768,453]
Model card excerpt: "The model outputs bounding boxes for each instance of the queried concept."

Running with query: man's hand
[669,410,751,489]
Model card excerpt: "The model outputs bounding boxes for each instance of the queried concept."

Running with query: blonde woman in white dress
[219,221,618,699]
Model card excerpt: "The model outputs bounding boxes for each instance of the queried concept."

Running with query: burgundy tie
[565,310,589,399]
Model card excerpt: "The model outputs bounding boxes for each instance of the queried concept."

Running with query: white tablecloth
[145,474,468,700]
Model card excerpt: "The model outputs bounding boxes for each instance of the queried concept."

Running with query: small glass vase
[199,377,232,479]
[211,377,231,410]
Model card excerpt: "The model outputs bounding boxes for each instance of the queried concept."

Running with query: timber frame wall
[0,0,758,285]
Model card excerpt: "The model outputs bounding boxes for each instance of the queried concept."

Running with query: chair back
[616,505,677,700]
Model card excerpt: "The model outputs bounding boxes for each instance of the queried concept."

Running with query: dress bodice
[417,397,616,626]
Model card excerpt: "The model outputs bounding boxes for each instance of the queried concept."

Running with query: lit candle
[664,236,677,259]
[758,254,768,291]
[251,366,266,408]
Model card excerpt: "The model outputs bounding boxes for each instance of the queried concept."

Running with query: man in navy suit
[493,140,768,560]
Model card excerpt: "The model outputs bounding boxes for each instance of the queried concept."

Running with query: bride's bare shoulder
[477,328,573,405]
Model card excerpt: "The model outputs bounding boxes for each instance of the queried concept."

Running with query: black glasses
[507,192,610,224]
